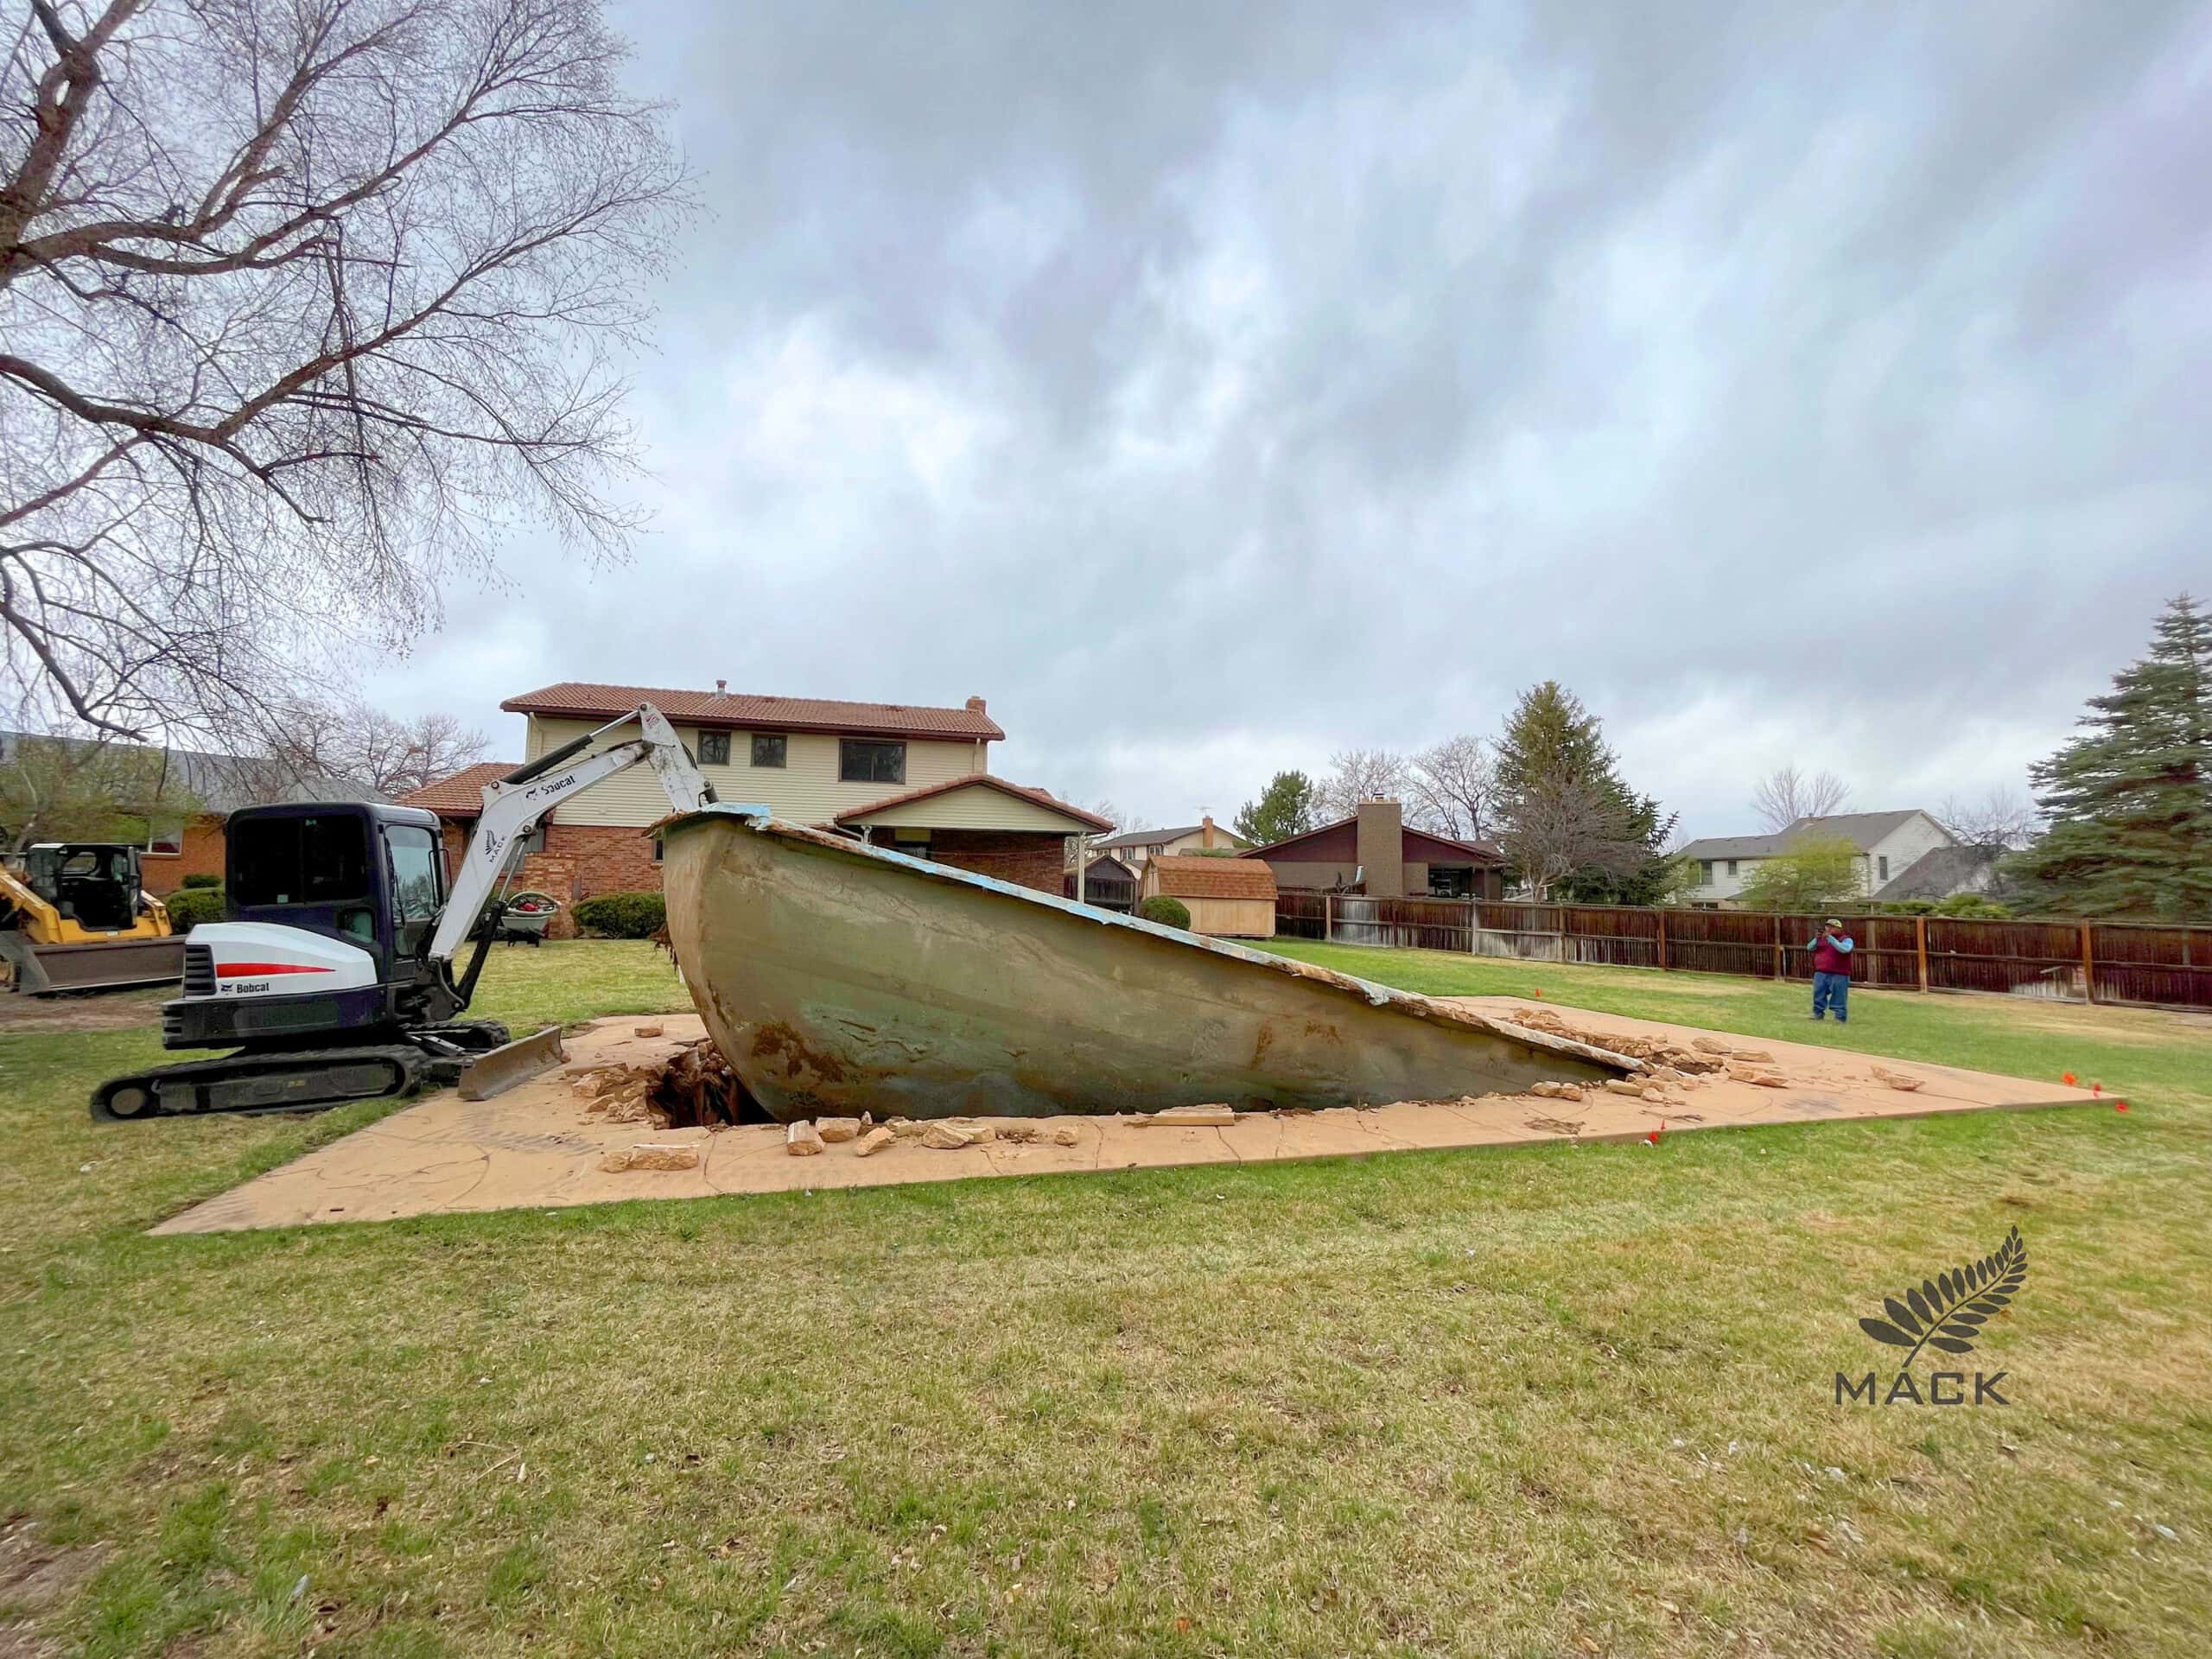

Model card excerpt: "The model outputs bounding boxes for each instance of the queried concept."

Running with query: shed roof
[1150,855,1279,900]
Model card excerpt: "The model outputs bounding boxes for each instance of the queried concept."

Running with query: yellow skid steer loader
[1,843,187,995]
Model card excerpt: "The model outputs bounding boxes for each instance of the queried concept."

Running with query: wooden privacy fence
[1272,893,2212,1014]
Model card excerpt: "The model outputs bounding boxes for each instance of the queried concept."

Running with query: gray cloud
[367,0,2212,836]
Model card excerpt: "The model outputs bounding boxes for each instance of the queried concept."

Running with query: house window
[1700,860,1713,884]
[696,731,732,766]
[1878,855,1890,881]
[1726,859,1738,877]
[752,733,786,768]
[651,836,664,864]
[145,819,185,857]
[839,739,905,785]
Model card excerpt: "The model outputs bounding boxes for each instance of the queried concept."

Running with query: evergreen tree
[1493,682,1677,903]
[1235,771,1321,847]
[2012,594,2212,920]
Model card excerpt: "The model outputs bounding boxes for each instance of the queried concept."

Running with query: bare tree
[1751,766,1852,833]
[1,0,688,741]
[262,698,489,797]
[1938,787,2040,850]
[1318,747,1410,819]
[1497,772,1644,902]
[1406,734,1496,841]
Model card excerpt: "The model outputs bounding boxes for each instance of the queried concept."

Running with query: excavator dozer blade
[2,931,185,996]
[456,1024,567,1101]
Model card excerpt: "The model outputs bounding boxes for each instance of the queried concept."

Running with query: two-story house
[401,681,1109,923]
[1088,816,1249,874]
[1679,810,1957,907]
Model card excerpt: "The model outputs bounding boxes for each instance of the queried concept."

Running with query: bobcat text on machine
[91,705,714,1122]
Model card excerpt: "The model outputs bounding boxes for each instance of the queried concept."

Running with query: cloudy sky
[364,0,2211,838]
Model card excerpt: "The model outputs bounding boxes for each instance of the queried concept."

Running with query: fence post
[1324,892,1333,945]
[1772,914,1783,980]
[2081,922,2096,1005]
[1656,908,1668,972]
[1915,914,1929,993]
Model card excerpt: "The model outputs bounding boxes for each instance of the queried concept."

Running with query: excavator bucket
[457,1024,568,1100]
[1,931,186,996]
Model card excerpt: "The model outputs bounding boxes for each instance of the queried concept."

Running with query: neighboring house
[406,683,1110,922]
[1064,854,1139,913]
[1872,843,2016,905]
[1141,855,1277,938]
[1,728,381,894]
[1679,810,1957,907]
[1089,817,1249,872]
[1249,799,1509,900]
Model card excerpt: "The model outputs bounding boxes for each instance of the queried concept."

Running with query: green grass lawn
[3,939,2209,1657]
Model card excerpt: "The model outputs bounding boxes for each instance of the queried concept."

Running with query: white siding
[1867,814,1956,892]
[525,718,986,828]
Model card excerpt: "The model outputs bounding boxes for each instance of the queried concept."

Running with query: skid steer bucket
[456,1024,568,1100]
[2,931,186,996]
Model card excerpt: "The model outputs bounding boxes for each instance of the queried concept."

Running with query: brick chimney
[1201,814,1217,849]
[1356,798,1403,898]
[965,695,987,713]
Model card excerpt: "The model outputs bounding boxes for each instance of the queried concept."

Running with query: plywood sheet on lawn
[153,1007,2100,1235]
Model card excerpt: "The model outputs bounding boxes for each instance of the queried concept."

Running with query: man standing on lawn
[1808,918,1853,1023]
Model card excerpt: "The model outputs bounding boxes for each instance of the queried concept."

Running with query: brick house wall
[924,829,1065,894]
[140,813,228,896]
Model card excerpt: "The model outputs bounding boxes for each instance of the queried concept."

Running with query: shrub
[180,872,223,889]
[571,890,665,938]
[1137,895,1192,929]
[1931,893,2013,919]
[163,887,226,931]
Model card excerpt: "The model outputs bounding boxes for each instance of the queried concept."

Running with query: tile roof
[833,774,1114,832]
[501,682,1005,741]
[397,761,517,818]
[1681,810,1936,861]
[1150,855,1279,901]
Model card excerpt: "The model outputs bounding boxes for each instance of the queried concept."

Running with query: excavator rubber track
[91,1044,429,1122]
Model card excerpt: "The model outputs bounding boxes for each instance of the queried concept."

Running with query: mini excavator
[91,705,714,1121]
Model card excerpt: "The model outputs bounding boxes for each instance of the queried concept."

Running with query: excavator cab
[162,802,463,1051]
[1,842,182,995]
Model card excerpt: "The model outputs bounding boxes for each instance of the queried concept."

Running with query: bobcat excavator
[91,705,714,1122]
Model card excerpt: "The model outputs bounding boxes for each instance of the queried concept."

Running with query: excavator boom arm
[425,704,714,968]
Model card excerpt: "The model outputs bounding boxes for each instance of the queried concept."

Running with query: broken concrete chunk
[1642,1087,1669,1104]
[599,1143,700,1173]
[1052,1125,1082,1146]
[1604,1079,1648,1097]
[1870,1065,1924,1092]
[1692,1037,1733,1054]
[1727,1048,1775,1064]
[1726,1065,1788,1089]
[995,1121,1042,1142]
[786,1121,825,1156]
[923,1121,987,1149]
[633,1024,664,1038]
[815,1116,862,1143]
[1143,1104,1236,1127]
[855,1127,895,1157]
[889,1118,927,1139]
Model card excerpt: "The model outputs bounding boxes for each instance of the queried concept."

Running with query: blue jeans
[1812,971,1849,1021]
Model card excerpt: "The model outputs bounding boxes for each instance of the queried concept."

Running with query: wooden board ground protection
[153,1004,2101,1235]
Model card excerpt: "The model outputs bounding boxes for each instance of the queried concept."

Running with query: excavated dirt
[565,1037,772,1128]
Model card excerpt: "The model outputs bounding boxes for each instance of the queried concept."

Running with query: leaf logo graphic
[1858,1225,2026,1369]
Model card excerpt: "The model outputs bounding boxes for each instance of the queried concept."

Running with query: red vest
[1811,935,1852,976]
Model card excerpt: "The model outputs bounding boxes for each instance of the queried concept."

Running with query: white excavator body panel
[184,922,379,1000]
